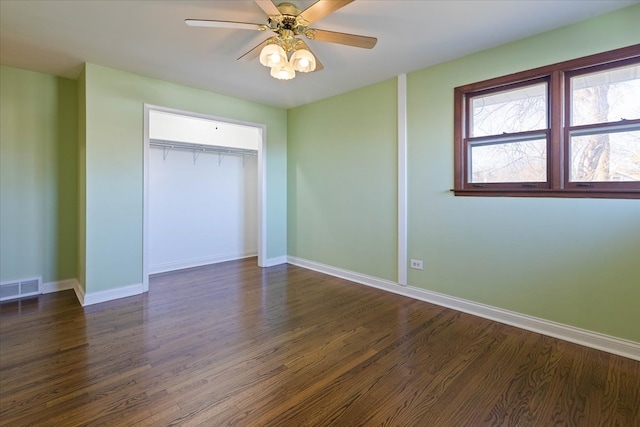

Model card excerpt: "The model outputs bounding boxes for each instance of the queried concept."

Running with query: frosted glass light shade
[270,62,295,80]
[291,49,316,72]
[259,44,287,68]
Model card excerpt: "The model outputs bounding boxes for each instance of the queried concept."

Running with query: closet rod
[149,139,258,157]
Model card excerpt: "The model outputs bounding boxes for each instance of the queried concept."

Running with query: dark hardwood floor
[1,258,639,426]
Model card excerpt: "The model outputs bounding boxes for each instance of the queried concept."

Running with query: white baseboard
[150,251,257,274]
[42,279,77,294]
[287,256,640,361]
[287,256,397,289]
[79,282,145,307]
[43,278,87,306]
[73,280,85,305]
[261,255,288,267]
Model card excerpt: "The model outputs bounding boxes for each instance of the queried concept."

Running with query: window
[454,45,640,198]
[468,80,549,186]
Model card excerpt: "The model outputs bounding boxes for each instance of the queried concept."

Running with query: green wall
[0,66,78,284]
[82,64,287,293]
[288,79,398,281]
[1,5,638,342]
[288,6,640,342]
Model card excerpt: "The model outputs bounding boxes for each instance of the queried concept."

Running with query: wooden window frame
[454,44,640,199]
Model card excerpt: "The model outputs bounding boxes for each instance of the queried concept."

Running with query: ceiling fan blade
[255,0,281,16]
[310,29,377,49]
[185,19,264,31]
[312,56,324,72]
[238,38,275,62]
[299,0,354,24]
[295,39,324,72]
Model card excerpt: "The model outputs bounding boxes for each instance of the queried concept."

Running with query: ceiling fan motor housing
[267,2,312,35]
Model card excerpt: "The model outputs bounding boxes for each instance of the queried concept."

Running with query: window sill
[452,188,640,199]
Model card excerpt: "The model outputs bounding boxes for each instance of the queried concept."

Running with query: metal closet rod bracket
[193,148,205,165]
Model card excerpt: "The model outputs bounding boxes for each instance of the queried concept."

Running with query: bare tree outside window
[570,64,640,182]
[469,82,547,183]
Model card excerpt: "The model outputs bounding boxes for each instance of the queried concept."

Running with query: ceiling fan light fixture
[270,61,296,80]
[259,44,287,68]
[187,0,379,82]
[290,48,316,72]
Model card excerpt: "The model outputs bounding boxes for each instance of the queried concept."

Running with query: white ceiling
[1,0,637,109]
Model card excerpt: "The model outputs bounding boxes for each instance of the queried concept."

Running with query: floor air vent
[0,277,42,302]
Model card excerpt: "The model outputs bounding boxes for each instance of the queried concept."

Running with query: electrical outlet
[410,259,423,270]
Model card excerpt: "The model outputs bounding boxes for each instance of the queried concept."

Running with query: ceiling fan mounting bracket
[276,2,301,17]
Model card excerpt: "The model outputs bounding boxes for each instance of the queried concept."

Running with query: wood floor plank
[1,258,639,426]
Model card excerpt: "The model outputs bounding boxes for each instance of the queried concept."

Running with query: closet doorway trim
[142,104,267,292]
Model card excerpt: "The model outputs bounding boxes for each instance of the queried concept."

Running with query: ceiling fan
[185,0,377,80]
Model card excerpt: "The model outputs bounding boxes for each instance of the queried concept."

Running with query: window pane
[470,139,547,183]
[471,83,547,137]
[570,130,640,182]
[571,64,640,126]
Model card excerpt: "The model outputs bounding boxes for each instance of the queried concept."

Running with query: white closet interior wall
[148,110,260,274]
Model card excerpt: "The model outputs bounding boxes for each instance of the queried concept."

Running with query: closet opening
[142,105,267,291]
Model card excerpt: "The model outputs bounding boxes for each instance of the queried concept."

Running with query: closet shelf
[150,139,258,157]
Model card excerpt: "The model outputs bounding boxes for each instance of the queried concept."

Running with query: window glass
[455,46,640,197]
[571,64,640,126]
[471,83,547,137]
[570,130,640,182]
[470,138,547,183]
